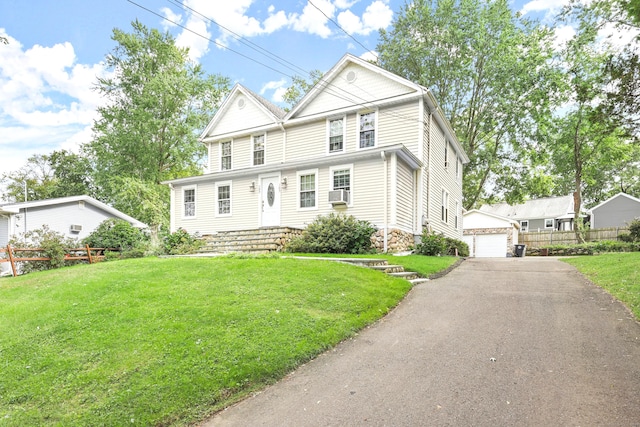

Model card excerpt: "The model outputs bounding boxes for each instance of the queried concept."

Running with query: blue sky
[0,0,575,181]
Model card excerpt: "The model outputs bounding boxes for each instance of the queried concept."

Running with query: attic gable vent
[237,98,246,109]
[346,70,357,83]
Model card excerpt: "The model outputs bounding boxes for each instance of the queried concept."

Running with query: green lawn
[0,255,452,426]
[563,252,640,319]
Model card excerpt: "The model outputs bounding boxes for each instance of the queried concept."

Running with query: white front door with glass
[260,176,280,227]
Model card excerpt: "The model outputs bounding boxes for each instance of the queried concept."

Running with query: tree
[85,20,230,229]
[281,70,323,110]
[376,0,560,208]
[0,150,94,202]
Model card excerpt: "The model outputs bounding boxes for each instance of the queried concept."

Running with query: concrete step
[388,271,421,281]
[368,264,405,274]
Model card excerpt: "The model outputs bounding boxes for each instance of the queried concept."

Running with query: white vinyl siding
[212,94,275,136]
[377,103,420,153]
[396,159,414,231]
[285,121,326,161]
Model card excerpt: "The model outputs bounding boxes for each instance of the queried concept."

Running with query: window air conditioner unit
[328,189,349,205]
[70,224,83,233]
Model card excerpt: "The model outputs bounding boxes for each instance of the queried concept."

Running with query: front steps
[199,227,302,254]
[291,257,429,286]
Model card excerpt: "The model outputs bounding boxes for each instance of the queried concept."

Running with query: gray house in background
[589,193,640,229]
[479,195,580,232]
[0,195,147,247]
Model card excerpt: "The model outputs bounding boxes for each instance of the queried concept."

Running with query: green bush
[8,225,80,274]
[541,240,640,256]
[415,232,448,256]
[619,233,634,242]
[162,228,204,255]
[628,217,640,241]
[83,219,148,255]
[445,237,470,257]
[286,213,377,254]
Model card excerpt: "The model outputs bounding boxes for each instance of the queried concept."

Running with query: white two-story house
[165,54,468,252]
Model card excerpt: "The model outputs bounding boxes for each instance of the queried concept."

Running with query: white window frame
[297,169,318,211]
[327,116,346,154]
[444,143,449,169]
[215,181,232,217]
[441,189,449,224]
[330,164,353,207]
[252,134,266,166]
[520,220,529,232]
[544,218,554,229]
[357,110,377,149]
[455,200,460,230]
[456,156,461,182]
[220,140,232,171]
[182,185,197,219]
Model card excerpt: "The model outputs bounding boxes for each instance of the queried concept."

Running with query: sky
[0,0,587,183]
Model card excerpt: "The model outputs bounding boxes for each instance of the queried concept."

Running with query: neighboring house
[0,195,147,247]
[589,192,640,229]
[479,195,581,232]
[462,210,520,257]
[164,54,469,252]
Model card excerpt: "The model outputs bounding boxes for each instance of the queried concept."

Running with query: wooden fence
[0,245,113,277]
[519,227,630,249]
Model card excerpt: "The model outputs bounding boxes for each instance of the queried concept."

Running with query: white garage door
[475,234,508,258]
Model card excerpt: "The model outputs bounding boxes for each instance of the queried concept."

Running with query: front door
[260,175,280,227]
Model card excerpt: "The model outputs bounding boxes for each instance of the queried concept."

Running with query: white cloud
[0,29,105,177]
[337,0,393,36]
[360,50,378,63]
[260,79,287,103]
[553,25,576,50]
[175,15,211,61]
[289,0,335,38]
[160,7,183,30]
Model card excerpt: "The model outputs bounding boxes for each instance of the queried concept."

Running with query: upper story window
[444,143,449,169]
[217,183,231,216]
[441,189,449,223]
[183,186,196,218]
[455,200,460,229]
[456,156,461,181]
[328,117,345,153]
[298,170,317,209]
[253,135,265,166]
[359,111,376,149]
[220,141,232,171]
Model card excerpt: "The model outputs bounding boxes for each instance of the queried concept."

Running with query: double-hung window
[331,165,352,205]
[444,143,449,169]
[359,111,376,148]
[455,200,460,229]
[220,141,232,171]
[298,171,317,209]
[441,189,449,223]
[216,183,231,216]
[253,135,265,166]
[328,117,345,153]
[183,187,196,218]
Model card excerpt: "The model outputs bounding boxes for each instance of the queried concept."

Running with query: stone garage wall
[372,228,416,253]
[463,227,516,257]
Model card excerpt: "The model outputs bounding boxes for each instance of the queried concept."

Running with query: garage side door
[476,234,507,258]
[462,235,475,257]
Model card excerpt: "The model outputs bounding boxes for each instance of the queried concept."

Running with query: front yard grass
[0,255,452,426]
[563,252,640,319]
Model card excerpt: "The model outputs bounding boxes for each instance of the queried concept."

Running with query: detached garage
[463,210,520,257]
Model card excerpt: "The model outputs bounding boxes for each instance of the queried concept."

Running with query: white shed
[463,210,520,257]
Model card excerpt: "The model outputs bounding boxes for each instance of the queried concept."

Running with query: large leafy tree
[86,20,230,230]
[377,0,560,208]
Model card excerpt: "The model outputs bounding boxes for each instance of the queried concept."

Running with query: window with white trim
[545,218,554,229]
[441,189,449,223]
[332,168,351,191]
[216,183,231,216]
[183,186,196,218]
[358,111,376,148]
[253,135,265,166]
[444,143,449,169]
[520,220,529,232]
[220,141,232,171]
[456,156,461,181]
[328,117,345,153]
[455,200,460,229]
[298,171,317,209]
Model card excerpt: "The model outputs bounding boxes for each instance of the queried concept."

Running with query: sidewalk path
[204,258,640,426]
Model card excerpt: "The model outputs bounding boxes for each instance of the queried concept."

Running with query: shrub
[628,217,640,241]
[445,237,470,257]
[8,225,80,274]
[618,233,634,243]
[83,219,148,257]
[286,213,377,254]
[162,228,204,255]
[415,232,448,256]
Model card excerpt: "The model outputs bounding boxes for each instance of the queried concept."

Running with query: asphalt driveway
[204,257,640,426]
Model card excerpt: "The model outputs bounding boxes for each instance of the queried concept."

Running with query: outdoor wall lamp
[249,181,256,192]
[281,177,287,188]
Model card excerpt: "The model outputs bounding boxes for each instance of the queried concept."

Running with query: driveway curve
[204,257,640,426]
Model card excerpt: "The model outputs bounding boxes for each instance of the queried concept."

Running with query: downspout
[425,108,433,232]
[381,150,388,253]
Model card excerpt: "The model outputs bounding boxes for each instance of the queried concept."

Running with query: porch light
[281,177,287,188]
[249,181,256,192]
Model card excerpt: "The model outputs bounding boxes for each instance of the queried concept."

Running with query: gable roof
[479,195,575,220]
[589,192,640,212]
[200,84,286,140]
[0,195,147,228]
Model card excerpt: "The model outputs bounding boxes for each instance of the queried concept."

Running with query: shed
[463,210,520,257]
[590,193,640,229]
